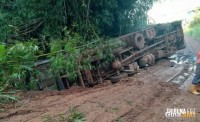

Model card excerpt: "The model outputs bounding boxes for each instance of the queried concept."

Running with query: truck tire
[168,33,176,43]
[138,56,148,67]
[151,28,156,38]
[132,33,145,49]
[144,28,156,39]
[147,53,155,65]
[155,50,165,59]
[139,53,155,67]
[111,60,122,70]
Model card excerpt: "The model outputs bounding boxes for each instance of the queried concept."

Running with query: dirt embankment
[1,36,200,122]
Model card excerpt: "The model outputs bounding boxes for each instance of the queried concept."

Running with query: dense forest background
[0,0,157,44]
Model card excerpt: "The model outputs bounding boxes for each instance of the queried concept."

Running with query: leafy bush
[0,41,38,90]
[185,7,200,38]
[185,24,200,38]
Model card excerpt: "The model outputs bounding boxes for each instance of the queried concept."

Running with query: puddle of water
[169,53,196,72]
[169,53,197,85]
[170,53,196,64]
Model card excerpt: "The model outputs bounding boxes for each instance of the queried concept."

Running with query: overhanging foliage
[0,0,158,43]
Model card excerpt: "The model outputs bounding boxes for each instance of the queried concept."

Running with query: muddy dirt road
[1,36,200,122]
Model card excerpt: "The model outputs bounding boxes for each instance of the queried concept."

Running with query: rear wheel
[134,33,145,49]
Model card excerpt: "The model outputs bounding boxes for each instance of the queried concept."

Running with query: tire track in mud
[0,109,44,120]
[88,79,145,122]
[80,65,179,122]
[0,79,146,122]
[113,82,180,122]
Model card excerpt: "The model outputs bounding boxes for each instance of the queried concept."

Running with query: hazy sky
[148,0,200,23]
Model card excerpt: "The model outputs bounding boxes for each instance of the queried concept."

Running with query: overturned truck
[35,20,185,90]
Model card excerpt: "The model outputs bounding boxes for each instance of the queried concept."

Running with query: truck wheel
[168,33,176,44]
[110,73,128,84]
[147,53,155,65]
[144,28,156,39]
[155,50,165,59]
[151,28,156,38]
[133,33,145,49]
[138,56,148,67]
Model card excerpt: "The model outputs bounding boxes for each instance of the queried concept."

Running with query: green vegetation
[185,7,200,38]
[0,0,158,43]
[0,0,159,103]
[0,34,124,92]
[0,42,37,104]
[49,31,126,82]
[67,108,86,122]
[0,42,38,91]
[42,108,85,122]
[0,90,19,104]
